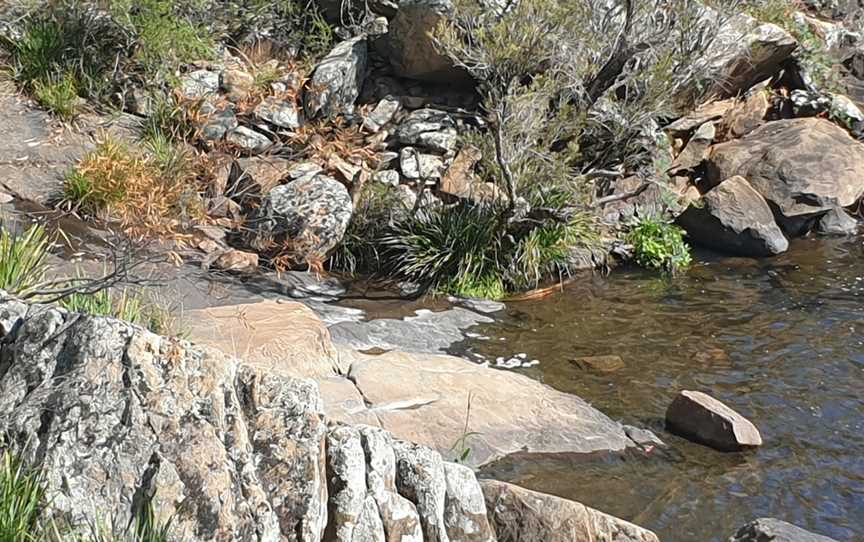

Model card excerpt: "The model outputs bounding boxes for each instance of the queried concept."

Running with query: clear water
[459,238,864,541]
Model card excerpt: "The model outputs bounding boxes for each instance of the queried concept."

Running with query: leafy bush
[626,217,692,272]
[0,224,51,297]
[0,449,45,542]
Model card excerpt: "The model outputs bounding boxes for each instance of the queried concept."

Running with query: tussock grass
[60,285,187,338]
[32,72,81,121]
[0,224,51,297]
[0,449,45,542]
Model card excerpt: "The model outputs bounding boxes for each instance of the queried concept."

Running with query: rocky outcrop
[248,174,353,265]
[707,118,864,235]
[677,176,789,256]
[480,480,660,542]
[729,518,839,541]
[666,390,763,452]
[304,37,368,119]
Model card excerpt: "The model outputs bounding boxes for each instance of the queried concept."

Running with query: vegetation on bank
[0,448,172,542]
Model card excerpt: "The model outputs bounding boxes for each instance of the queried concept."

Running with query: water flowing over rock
[707,117,864,235]
[305,37,368,119]
[665,390,763,451]
[729,518,839,541]
[480,480,660,542]
[249,174,353,265]
[678,176,789,256]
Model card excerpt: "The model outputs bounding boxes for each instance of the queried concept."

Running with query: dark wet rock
[226,125,272,153]
[255,96,302,130]
[329,307,493,353]
[0,299,328,541]
[179,69,220,99]
[570,355,626,373]
[677,176,789,256]
[250,174,353,264]
[729,518,838,542]
[364,96,402,132]
[666,390,763,451]
[815,207,859,235]
[480,480,660,542]
[305,37,368,119]
[707,118,864,235]
[442,463,496,542]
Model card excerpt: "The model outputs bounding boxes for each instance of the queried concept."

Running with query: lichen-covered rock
[677,175,789,256]
[707,118,864,235]
[256,96,302,130]
[249,174,353,265]
[442,463,496,542]
[226,125,273,153]
[180,69,220,99]
[393,441,450,542]
[326,425,382,542]
[0,299,328,541]
[400,148,445,180]
[480,480,660,542]
[305,37,368,119]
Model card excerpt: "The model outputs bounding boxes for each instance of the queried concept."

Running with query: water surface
[459,238,864,541]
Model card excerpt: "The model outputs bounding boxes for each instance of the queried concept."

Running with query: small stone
[399,148,445,180]
[200,104,238,143]
[665,390,762,451]
[220,68,255,102]
[255,96,302,130]
[179,69,219,99]
[205,249,259,272]
[377,151,399,167]
[417,130,458,153]
[570,355,625,373]
[373,170,401,186]
[363,97,401,133]
[395,108,457,145]
[226,126,272,153]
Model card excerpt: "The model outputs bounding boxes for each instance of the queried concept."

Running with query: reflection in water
[460,238,864,542]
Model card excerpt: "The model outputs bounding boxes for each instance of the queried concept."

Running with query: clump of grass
[32,73,81,121]
[0,449,45,542]
[0,224,51,297]
[60,284,187,338]
[63,139,206,238]
[626,216,692,273]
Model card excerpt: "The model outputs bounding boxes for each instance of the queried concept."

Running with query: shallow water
[458,238,864,541]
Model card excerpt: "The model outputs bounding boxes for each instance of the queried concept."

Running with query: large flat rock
[331,349,633,467]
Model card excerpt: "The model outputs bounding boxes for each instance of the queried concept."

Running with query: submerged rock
[480,480,660,542]
[677,175,789,256]
[665,390,763,451]
[570,355,626,373]
[729,518,838,542]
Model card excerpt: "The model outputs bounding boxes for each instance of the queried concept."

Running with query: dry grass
[63,139,210,239]
[287,117,378,179]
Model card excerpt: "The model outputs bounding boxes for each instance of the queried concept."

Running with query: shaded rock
[729,518,838,542]
[665,390,763,451]
[256,96,302,130]
[199,102,238,143]
[677,176,789,256]
[707,118,864,235]
[179,69,219,99]
[250,174,353,264]
[226,125,272,153]
[395,108,458,146]
[570,355,626,373]
[364,96,401,132]
[400,148,445,179]
[326,349,634,467]
[665,99,735,136]
[184,300,346,379]
[722,90,770,138]
[0,300,328,541]
[815,207,858,235]
[670,122,715,173]
[385,0,466,82]
[442,463,495,542]
[305,37,368,119]
[696,14,797,101]
[790,89,834,117]
[220,68,255,102]
[392,441,449,542]
[358,426,424,542]
[480,480,660,542]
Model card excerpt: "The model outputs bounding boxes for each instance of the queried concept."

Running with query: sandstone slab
[665,390,763,451]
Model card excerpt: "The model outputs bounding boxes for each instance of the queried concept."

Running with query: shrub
[63,139,206,238]
[0,224,51,297]
[626,217,692,273]
[0,449,45,542]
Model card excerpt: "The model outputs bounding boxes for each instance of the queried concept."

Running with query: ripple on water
[461,238,864,542]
